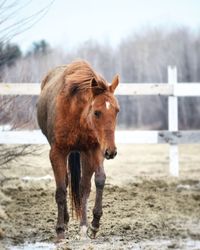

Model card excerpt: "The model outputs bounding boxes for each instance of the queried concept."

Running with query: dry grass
[1,144,200,186]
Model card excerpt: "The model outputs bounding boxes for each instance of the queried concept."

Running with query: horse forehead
[93,97,116,109]
[105,100,117,110]
[104,95,118,109]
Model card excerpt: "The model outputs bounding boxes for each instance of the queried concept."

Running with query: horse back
[41,65,67,90]
[37,65,67,144]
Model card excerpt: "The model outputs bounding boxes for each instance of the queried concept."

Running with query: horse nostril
[104,149,117,159]
[104,149,110,159]
[105,149,109,156]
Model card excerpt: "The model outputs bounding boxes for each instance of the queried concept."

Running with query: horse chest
[55,125,98,151]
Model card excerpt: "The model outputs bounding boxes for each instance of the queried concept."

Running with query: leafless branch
[0,144,41,166]
[0,0,55,44]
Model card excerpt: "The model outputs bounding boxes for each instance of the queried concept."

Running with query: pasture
[1,144,200,249]
[1,67,200,249]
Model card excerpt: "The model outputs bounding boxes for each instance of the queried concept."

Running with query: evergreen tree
[0,43,21,68]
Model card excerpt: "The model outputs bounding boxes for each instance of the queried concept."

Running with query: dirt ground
[1,144,200,250]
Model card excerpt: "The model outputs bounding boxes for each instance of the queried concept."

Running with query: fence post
[168,66,179,177]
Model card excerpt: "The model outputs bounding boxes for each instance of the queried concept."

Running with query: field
[1,144,200,250]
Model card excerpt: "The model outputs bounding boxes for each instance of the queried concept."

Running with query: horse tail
[68,151,81,218]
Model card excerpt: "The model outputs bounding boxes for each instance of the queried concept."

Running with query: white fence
[1,66,200,177]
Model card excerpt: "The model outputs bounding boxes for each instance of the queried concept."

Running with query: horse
[37,60,119,240]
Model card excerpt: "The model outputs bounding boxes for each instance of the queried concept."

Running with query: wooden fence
[0,66,200,177]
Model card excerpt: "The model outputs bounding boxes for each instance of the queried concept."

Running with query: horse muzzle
[104,148,117,160]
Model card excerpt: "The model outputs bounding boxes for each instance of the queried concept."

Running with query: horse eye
[94,110,101,118]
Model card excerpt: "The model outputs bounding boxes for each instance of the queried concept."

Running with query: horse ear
[91,78,106,96]
[91,78,98,88]
[109,74,119,93]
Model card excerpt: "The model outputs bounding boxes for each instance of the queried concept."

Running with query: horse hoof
[56,231,65,242]
[80,225,88,239]
[86,225,99,239]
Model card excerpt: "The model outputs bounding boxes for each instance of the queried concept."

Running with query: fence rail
[0,66,200,177]
[1,130,200,145]
[1,82,200,96]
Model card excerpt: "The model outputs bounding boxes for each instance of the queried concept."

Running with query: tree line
[1,27,200,130]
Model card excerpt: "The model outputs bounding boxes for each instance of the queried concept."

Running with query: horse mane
[64,60,108,96]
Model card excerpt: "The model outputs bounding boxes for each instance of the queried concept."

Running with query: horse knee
[55,186,66,204]
[95,173,106,190]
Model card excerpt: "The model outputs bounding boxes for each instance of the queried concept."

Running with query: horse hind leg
[79,153,94,238]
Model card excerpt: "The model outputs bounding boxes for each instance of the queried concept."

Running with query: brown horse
[37,60,119,240]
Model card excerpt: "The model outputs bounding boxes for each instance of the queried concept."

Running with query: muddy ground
[1,145,200,249]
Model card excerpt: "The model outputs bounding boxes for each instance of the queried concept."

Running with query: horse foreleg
[87,166,106,239]
[50,147,68,240]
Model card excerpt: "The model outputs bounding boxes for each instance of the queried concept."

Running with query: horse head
[88,75,120,159]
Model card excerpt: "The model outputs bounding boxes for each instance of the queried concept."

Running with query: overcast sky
[12,0,200,52]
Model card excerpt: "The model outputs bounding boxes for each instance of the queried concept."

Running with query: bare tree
[0,0,55,172]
